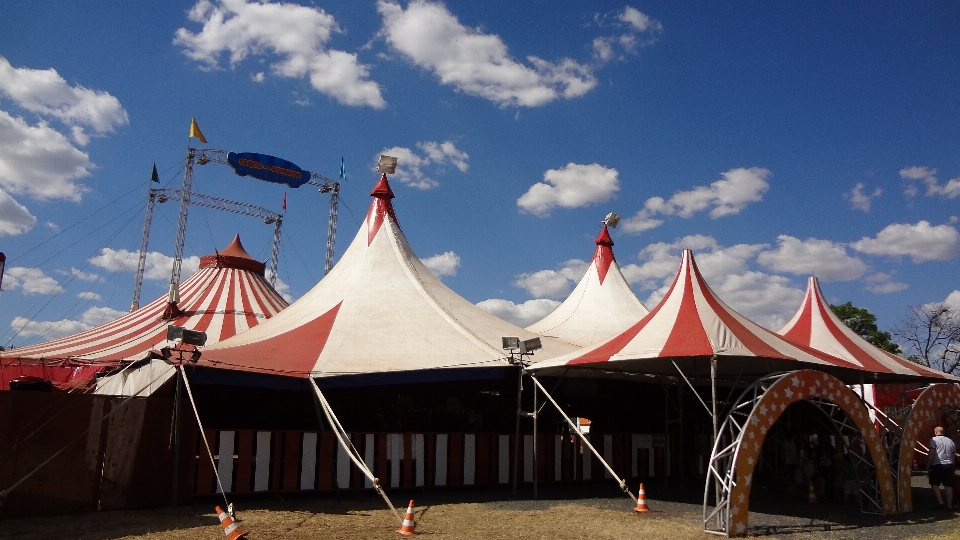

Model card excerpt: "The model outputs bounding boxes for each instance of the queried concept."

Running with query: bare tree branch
[894,302,960,374]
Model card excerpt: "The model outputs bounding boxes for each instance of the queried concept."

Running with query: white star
[758,404,767,416]
[785,388,794,399]
[736,523,746,534]
[792,376,800,387]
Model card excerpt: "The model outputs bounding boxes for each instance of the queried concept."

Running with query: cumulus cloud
[11,306,126,341]
[175,0,385,109]
[476,298,561,327]
[0,110,94,201]
[377,141,469,190]
[0,188,37,236]
[626,235,803,329]
[847,183,881,212]
[88,248,201,280]
[513,259,588,299]
[77,291,102,300]
[517,163,619,216]
[900,166,960,199]
[0,56,128,143]
[942,290,960,312]
[377,0,597,107]
[4,267,64,295]
[592,6,662,61]
[264,268,294,303]
[850,221,960,263]
[57,267,103,282]
[755,235,866,282]
[621,167,770,234]
[864,272,909,295]
[422,251,460,278]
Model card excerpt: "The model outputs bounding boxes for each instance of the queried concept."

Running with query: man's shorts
[929,464,956,487]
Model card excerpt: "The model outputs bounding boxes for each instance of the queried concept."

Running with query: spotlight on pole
[603,212,621,229]
[377,155,398,175]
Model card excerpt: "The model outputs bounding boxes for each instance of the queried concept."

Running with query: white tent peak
[200,174,579,378]
[526,224,648,347]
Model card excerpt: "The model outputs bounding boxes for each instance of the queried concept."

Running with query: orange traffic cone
[397,500,417,536]
[216,505,246,540]
[807,481,817,504]
[634,483,650,513]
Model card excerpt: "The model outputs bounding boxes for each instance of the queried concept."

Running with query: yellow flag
[189,117,207,143]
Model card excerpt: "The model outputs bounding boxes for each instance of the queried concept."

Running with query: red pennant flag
[282,192,287,213]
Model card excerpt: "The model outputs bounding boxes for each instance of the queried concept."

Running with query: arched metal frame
[896,383,960,512]
[703,369,897,537]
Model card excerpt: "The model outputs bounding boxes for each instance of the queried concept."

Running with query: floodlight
[377,155,398,175]
[190,349,202,363]
[160,347,172,360]
[180,329,207,347]
[519,337,542,354]
[603,212,621,229]
[502,336,520,350]
[166,325,184,342]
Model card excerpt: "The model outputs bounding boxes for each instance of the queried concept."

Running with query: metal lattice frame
[896,383,960,512]
[704,369,896,537]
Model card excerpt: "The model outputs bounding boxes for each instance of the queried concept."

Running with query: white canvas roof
[199,174,579,378]
[526,224,648,347]
[778,276,954,382]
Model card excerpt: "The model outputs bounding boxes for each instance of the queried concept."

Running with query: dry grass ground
[2,482,960,540]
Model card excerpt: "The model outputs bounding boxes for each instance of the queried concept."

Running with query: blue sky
[0,1,958,352]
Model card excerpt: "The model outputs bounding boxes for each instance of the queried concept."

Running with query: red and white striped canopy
[199,174,579,378]
[1,235,287,388]
[530,249,876,382]
[526,224,648,347]
[778,276,953,382]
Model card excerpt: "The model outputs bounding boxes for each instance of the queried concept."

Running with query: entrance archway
[896,383,960,512]
[704,369,897,537]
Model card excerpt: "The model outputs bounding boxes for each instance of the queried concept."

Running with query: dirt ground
[2,481,960,540]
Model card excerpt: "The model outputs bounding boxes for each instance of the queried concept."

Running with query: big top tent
[197,174,579,381]
[777,276,954,383]
[0,235,288,391]
[528,249,890,383]
[526,223,649,348]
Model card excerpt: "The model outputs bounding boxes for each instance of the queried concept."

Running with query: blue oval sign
[227,152,310,188]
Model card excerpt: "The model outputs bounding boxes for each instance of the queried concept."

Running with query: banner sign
[227,152,310,188]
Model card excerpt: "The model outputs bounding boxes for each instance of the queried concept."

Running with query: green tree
[830,302,901,354]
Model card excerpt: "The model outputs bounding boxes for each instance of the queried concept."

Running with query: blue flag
[340,156,345,181]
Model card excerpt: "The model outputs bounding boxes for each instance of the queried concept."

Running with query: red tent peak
[370,173,395,199]
[595,224,614,247]
[218,235,255,260]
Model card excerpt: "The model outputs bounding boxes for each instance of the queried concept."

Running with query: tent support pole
[529,374,636,502]
[179,365,230,509]
[671,360,712,416]
[533,378,538,500]
[171,368,181,507]
[512,366,522,497]
[710,355,719,507]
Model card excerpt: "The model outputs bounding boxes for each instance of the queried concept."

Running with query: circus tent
[0,235,288,391]
[777,276,955,398]
[528,249,886,382]
[526,224,648,347]
[197,174,579,381]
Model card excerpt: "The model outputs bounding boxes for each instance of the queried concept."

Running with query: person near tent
[841,454,859,503]
[927,425,957,509]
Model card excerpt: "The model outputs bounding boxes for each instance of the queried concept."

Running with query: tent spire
[366,173,400,245]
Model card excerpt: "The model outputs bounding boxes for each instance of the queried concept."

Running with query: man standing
[928,426,957,509]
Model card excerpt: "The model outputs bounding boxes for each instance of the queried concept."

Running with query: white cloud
[88,248,201,280]
[11,306,126,340]
[422,251,460,278]
[593,6,662,61]
[621,167,769,234]
[756,235,866,282]
[175,0,385,109]
[942,290,960,312]
[513,259,588,298]
[251,71,265,83]
[900,166,960,199]
[0,56,128,142]
[517,163,619,216]
[377,0,596,107]
[4,267,64,295]
[864,272,909,295]
[847,182,881,212]
[850,220,960,263]
[77,291,102,300]
[0,188,37,236]
[476,298,561,327]
[376,141,468,190]
[0,110,93,201]
[627,235,803,329]
[57,267,102,282]
[264,268,294,303]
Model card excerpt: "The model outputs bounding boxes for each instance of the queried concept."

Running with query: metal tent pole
[533,378,538,500]
[512,366,522,497]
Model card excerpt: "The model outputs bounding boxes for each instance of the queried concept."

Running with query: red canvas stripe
[658,262,713,357]
[781,288,814,345]
[594,245,614,285]
[815,300,893,373]
[220,270,238,340]
[203,302,343,376]
[236,273,262,330]
[568,260,684,365]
